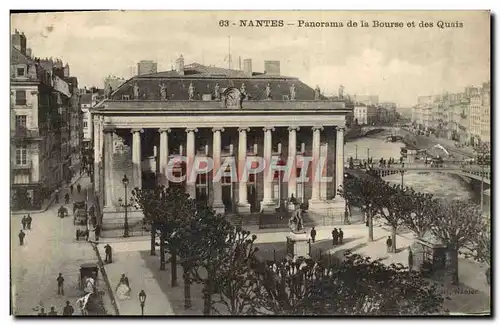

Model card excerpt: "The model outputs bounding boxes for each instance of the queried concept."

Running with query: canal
[345,131,490,215]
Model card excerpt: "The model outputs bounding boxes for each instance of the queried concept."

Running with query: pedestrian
[62,301,74,316]
[48,306,57,316]
[26,214,32,230]
[77,183,81,194]
[70,184,74,195]
[19,230,25,246]
[64,193,70,204]
[338,228,344,244]
[310,227,317,243]
[21,216,27,230]
[408,247,414,271]
[386,236,393,253]
[104,244,113,263]
[57,273,64,295]
[55,189,60,204]
[38,307,46,316]
[332,228,338,246]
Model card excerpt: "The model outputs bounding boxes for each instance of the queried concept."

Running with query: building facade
[10,31,75,210]
[92,57,351,234]
[137,60,158,76]
[480,82,491,144]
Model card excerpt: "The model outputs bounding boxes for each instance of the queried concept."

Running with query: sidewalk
[97,244,175,315]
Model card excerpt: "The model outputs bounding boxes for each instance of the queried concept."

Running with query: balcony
[12,160,31,170]
[11,127,40,139]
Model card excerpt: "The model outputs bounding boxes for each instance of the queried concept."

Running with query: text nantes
[239,20,284,27]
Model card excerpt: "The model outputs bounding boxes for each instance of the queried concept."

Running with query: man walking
[338,228,344,244]
[21,216,27,230]
[19,230,26,246]
[104,244,113,264]
[70,184,74,195]
[26,214,32,230]
[310,227,317,243]
[386,236,393,253]
[57,273,65,295]
[62,301,74,315]
[332,228,338,246]
[77,183,81,194]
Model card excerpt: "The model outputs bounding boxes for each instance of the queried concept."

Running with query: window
[15,145,28,165]
[17,67,25,77]
[15,90,26,105]
[15,115,27,130]
[83,121,88,128]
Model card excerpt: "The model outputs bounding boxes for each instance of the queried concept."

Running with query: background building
[412,83,490,146]
[137,60,158,76]
[11,30,79,210]
[104,75,126,94]
[80,87,103,150]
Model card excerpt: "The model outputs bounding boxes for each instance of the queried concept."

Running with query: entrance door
[222,185,233,213]
[247,184,257,212]
[142,171,157,190]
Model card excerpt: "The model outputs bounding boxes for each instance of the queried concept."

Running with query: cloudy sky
[11,11,490,106]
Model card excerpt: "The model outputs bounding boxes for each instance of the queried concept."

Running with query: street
[11,175,98,316]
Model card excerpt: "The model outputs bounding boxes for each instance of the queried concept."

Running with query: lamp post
[138,289,146,315]
[355,144,358,160]
[118,174,134,238]
[399,168,405,187]
[367,148,370,161]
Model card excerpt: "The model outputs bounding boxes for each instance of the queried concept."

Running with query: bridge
[345,163,491,185]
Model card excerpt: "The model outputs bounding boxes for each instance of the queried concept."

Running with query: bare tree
[430,200,483,284]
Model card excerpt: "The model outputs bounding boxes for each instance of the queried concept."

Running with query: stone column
[186,128,198,199]
[309,126,323,203]
[103,127,115,208]
[288,126,299,200]
[260,127,275,212]
[212,127,225,214]
[131,129,143,189]
[99,116,104,161]
[93,116,101,188]
[31,145,40,182]
[158,128,171,187]
[336,126,345,197]
[237,127,251,213]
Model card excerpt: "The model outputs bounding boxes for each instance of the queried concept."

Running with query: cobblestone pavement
[11,175,101,316]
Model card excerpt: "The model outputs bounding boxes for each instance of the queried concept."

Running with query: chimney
[264,60,280,76]
[64,63,70,77]
[243,59,253,77]
[12,29,27,55]
[175,55,185,76]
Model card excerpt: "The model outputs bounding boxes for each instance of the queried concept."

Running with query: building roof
[110,62,327,101]
[11,46,33,65]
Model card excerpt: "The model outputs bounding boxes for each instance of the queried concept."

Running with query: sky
[11,10,490,106]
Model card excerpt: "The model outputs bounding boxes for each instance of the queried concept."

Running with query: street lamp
[399,168,405,187]
[367,148,370,162]
[138,289,147,315]
[118,174,134,238]
[355,144,358,160]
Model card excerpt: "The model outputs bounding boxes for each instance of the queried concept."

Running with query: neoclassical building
[92,56,351,231]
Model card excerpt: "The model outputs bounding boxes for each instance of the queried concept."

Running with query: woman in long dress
[115,274,131,300]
